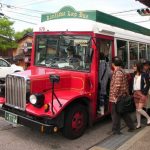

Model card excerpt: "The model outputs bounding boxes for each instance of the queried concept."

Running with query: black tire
[62,104,88,139]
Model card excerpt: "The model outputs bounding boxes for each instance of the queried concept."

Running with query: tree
[0,17,17,51]
[14,28,33,41]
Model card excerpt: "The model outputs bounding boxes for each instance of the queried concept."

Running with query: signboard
[41,6,96,22]
[74,39,89,46]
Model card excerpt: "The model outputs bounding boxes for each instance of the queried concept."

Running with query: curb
[89,146,108,150]
[116,126,150,150]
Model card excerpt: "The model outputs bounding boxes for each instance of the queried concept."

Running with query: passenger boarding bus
[0,6,150,139]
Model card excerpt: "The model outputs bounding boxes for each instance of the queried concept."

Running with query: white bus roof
[34,6,150,43]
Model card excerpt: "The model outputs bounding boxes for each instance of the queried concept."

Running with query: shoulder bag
[116,70,135,114]
[116,95,135,114]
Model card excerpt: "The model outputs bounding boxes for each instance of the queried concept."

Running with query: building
[13,32,33,69]
[0,32,33,69]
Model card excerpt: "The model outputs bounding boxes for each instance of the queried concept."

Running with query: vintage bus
[0,6,150,139]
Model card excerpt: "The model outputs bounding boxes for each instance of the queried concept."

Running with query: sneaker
[128,128,135,132]
[97,110,104,115]
[100,106,104,115]
[101,111,104,115]
[113,131,123,135]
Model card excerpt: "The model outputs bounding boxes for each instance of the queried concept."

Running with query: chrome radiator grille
[5,75,26,110]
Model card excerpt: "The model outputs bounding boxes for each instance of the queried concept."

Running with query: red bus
[0,6,150,139]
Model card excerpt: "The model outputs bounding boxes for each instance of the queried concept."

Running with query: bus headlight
[29,95,37,105]
[29,94,45,108]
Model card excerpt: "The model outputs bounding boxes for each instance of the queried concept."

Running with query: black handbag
[116,95,136,114]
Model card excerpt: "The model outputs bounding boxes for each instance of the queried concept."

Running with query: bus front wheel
[62,104,88,139]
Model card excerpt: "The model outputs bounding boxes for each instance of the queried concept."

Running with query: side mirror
[49,74,62,114]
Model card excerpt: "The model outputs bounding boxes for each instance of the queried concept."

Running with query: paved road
[0,116,113,150]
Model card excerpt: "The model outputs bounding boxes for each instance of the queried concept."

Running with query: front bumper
[0,106,57,133]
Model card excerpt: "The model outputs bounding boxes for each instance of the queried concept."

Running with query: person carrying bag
[109,57,135,135]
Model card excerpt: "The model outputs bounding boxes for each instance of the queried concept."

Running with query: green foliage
[0,17,17,51]
[14,28,33,40]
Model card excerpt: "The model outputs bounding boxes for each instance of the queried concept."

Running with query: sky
[0,0,149,31]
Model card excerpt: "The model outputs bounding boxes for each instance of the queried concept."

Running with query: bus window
[59,36,92,71]
[35,36,59,65]
[139,43,146,62]
[116,40,128,68]
[99,39,112,64]
[129,42,138,68]
[35,35,92,71]
[35,37,47,64]
[147,45,150,60]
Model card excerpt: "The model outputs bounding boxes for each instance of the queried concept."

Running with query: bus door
[96,35,114,116]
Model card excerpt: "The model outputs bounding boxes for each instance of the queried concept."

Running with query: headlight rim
[29,93,45,108]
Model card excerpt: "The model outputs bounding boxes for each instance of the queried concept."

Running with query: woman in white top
[132,62,150,129]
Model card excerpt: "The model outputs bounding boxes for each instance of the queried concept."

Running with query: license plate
[5,112,18,124]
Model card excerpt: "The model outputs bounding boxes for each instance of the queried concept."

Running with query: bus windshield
[34,35,92,71]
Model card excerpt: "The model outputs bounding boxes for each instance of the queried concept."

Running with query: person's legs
[135,102,141,128]
[136,111,141,128]
[98,94,105,115]
[111,103,121,134]
[122,113,135,130]
[137,103,150,124]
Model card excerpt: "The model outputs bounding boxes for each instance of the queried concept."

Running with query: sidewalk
[117,126,150,150]
[89,125,150,150]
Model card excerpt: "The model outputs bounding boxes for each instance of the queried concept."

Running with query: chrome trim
[5,75,27,110]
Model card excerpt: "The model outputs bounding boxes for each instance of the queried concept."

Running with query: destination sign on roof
[41,6,95,22]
